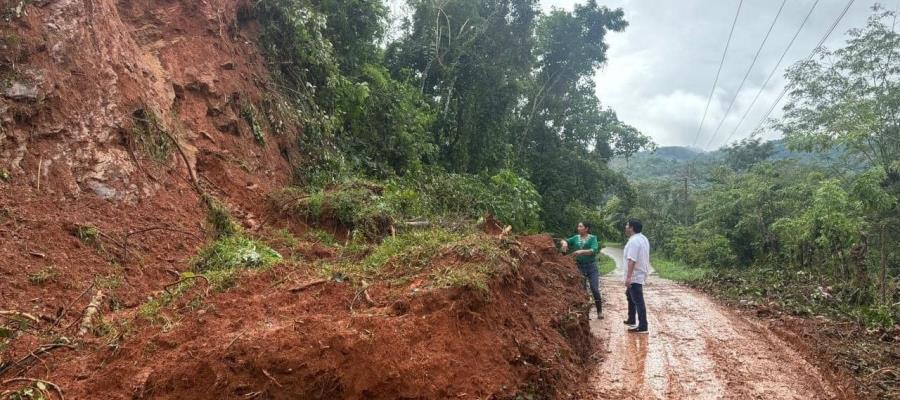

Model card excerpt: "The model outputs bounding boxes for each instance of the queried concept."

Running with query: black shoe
[627,326,649,334]
[623,320,636,326]
[595,302,603,320]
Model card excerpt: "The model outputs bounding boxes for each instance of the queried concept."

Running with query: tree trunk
[850,233,869,289]
[880,226,888,305]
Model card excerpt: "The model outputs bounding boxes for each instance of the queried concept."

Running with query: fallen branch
[289,279,328,293]
[77,290,103,337]
[225,330,246,350]
[498,225,512,240]
[164,275,211,297]
[0,311,39,324]
[52,282,96,327]
[261,369,283,388]
[0,340,74,377]
[402,220,431,228]
[2,377,64,400]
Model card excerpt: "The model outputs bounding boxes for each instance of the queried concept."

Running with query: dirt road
[589,247,849,399]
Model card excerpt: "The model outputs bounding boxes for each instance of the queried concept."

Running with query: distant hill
[612,139,861,182]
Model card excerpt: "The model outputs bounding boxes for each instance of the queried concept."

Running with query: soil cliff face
[1,0,296,308]
[2,0,293,201]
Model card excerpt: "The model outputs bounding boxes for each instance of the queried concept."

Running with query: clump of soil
[40,234,593,399]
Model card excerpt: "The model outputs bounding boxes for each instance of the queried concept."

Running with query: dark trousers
[578,262,602,304]
[626,283,648,329]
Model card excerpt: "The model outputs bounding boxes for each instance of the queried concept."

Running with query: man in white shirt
[623,219,650,334]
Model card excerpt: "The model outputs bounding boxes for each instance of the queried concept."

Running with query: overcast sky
[389,0,888,150]
[545,0,887,149]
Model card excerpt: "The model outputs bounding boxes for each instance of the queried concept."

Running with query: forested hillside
[247,0,653,235]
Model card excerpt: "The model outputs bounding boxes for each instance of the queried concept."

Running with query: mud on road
[588,248,857,399]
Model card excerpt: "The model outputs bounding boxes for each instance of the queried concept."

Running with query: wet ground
[589,247,846,399]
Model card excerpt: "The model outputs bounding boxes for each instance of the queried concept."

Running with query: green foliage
[27,265,56,285]
[246,0,654,234]
[322,228,506,291]
[331,64,436,176]
[275,180,393,238]
[722,137,775,172]
[131,108,173,163]
[240,101,266,145]
[276,168,542,235]
[0,168,9,182]
[651,258,710,283]
[193,235,282,272]
[597,255,616,276]
[488,170,542,232]
[203,195,241,239]
[2,380,52,400]
[307,229,338,246]
[668,227,735,270]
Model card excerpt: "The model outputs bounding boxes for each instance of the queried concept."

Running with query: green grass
[193,235,281,272]
[601,241,623,248]
[27,265,57,285]
[651,257,710,282]
[131,108,174,163]
[597,255,616,275]
[320,228,507,292]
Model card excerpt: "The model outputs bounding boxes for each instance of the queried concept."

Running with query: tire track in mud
[587,247,850,399]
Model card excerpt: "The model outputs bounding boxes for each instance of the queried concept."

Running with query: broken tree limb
[289,279,328,293]
[402,220,431,228]
[164,275,211,296]
[0,311,39,324]
[77,290,103,337]
[2,377,64,400]
[52,282,95,327]
[0,340,74,377]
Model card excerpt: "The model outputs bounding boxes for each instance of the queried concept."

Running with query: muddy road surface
[588,247,853,399]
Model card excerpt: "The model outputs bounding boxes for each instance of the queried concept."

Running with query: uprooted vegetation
[272,170,543,239]
[318,228,516,293]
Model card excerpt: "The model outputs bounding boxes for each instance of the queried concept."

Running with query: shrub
[193,235,281,272]
[670,226,736,269]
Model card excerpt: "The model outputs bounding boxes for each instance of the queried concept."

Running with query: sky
[543,0,887,149]
[389,0,890,150]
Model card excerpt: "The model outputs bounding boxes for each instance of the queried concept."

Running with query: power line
[691,0,744,148]
[704,0,789,150]
[719,0,821,147]
[745,0,857,140]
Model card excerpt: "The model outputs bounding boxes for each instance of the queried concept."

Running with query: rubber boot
[595,301,603,319]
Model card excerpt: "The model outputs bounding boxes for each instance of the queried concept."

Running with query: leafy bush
[276,169,543,236]
[488,170,542,232]
[193,235,282,272]
[669,227,736,269]
[321,228,507,292]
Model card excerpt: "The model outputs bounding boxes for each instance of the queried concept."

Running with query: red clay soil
[21,235,593,399]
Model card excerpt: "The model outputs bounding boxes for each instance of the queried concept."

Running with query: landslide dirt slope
[1,0,296,310]
[53,235,593,399]
[0,1,598,398]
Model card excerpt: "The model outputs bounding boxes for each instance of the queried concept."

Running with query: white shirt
[623,233,651,285]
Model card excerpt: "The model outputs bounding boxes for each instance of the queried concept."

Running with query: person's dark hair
[578,221,592,232]
[626,219,642,233]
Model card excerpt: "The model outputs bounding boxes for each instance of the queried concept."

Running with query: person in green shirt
[559,222,603,319]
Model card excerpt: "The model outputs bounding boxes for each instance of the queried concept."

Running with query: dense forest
[241,0,653,235]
